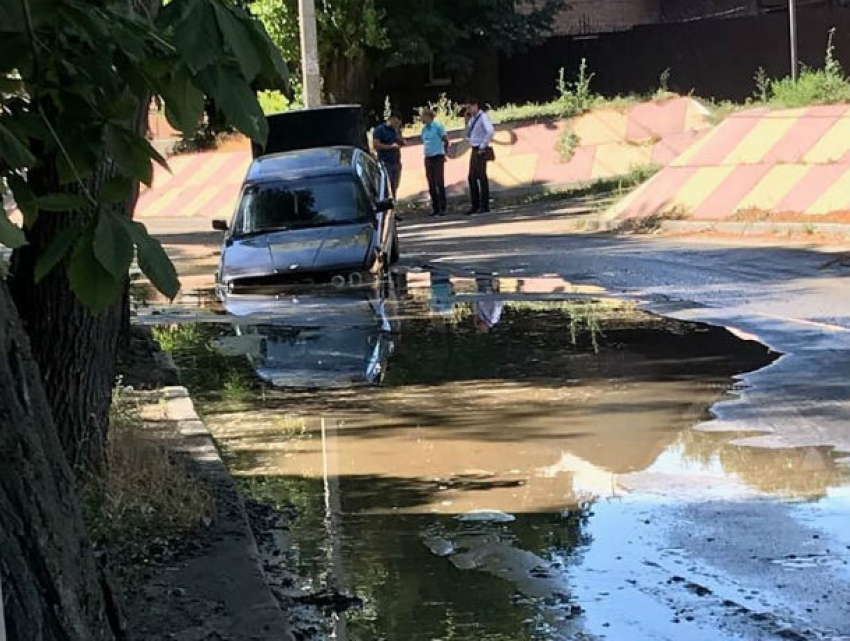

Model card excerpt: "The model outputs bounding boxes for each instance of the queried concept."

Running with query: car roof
[246,146,361,183]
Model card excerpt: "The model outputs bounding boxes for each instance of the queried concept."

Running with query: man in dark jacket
[373,112,406,198]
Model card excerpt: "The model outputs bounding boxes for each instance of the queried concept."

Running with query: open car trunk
[254,105,369,158]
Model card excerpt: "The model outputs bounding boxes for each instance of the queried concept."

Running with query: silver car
[214,145,398,292]
[213,106,398,293]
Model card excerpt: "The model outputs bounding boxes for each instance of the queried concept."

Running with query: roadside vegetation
[82,387,212,544]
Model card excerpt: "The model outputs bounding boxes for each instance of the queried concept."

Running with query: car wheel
[390,228,400,264]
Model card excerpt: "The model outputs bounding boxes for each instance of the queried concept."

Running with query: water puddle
[145,272,850,641]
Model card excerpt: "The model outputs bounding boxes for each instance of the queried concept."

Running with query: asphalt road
[397,206,850,641]
[401,207,850,453]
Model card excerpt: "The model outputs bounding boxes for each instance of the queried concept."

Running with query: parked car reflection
[213,284,397,388]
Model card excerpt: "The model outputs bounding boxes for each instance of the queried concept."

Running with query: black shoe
[479,207,490,213]
[438,210,448,217]
[465,207,479,216]
[429,211,439,217]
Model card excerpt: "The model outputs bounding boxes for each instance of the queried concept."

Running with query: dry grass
[83,388,213,542]
[616,207,688,234]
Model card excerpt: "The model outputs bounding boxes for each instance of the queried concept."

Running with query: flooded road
[147,273,850,641]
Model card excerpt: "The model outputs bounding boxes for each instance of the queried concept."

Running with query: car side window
[356,152,381,202]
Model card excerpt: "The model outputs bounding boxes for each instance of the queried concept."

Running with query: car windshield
[234,175,370,235]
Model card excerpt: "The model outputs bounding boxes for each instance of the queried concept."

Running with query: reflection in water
[153,276,839,639]
[474,276,503,333]
[676,430,849,500]
[214,287,397,388]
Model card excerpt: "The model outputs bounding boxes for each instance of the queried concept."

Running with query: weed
[82,387,213,543]
[557,58,597,117]
[504,301,603,352]
[753,67,771,103]
[152,324,259,396]
[222,369,253,404]
[804,221,816,235]
[656,68,672,97]
[152,323,204,353]
[617,206,688,234]
[556,130,582,161]
[765,29,850,107]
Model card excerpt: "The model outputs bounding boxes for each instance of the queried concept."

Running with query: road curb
[159,386,294,641]
[660,219,850,238]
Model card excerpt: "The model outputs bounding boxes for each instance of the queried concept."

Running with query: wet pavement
[143,267,850,641]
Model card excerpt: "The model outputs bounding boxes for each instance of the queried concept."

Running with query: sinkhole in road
[146,274,850,641]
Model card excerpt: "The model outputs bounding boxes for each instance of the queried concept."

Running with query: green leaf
[160,71,205,133]
[121,219,180,299]
[7,175,38,226]
[0,123,36,169]
[69,231,124,313]
[212,3,263,80]
[0,210,26,249]
[201,66,268,144]
[105,125,154,186]
[34,224,82,282]
[93,210,135,280]
[37,193,88,212]
[98,176,134,204]
[56,141,97,185]
[171,0,221,73]
[108,98,138,124]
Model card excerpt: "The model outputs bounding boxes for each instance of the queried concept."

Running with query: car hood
[221,223,374,283]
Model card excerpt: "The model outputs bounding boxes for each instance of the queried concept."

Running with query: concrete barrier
[609,104,850,223]
[134,96,711,221]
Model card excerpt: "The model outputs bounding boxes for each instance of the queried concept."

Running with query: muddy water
[150,275,850,641]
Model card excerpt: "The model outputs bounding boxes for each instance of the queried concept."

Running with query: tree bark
[323,48,374,105]
[0,277,117,641]
[10,198,124,473]
[10,96,149,474]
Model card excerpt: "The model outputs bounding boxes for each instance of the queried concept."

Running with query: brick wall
[522,0,772,35]
[659,0,757,22]
[519,0,660,35]
[552,0,660,34]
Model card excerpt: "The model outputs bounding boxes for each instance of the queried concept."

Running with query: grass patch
[152,323,259,398]
[767,30,850,107]
[82,387,212,543]
[395,163,659,216]
[403,59,627,135]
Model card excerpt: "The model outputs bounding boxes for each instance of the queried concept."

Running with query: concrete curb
[661,219,850,238]
[159,386,294,641]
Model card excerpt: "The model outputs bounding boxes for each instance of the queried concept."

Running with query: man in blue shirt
[420,108,449,217]
[372,112,405,198]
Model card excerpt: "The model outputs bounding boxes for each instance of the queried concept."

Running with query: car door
[355,151,394,258]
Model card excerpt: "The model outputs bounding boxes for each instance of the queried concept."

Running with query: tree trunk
[10,97,149,474]
[323,48,374,105]
[0,277,118,641]
[10,206,124,473]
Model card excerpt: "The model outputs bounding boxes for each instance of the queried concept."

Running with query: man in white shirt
[464,98,495,215]
[473,276,503,332]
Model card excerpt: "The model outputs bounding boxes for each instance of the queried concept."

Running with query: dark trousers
[425,155,447,214]
[468,150,490,211]
[386,163,402,198]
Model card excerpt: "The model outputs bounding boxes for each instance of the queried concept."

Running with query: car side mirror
[375,198,394,213]
[212,219,229,232]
